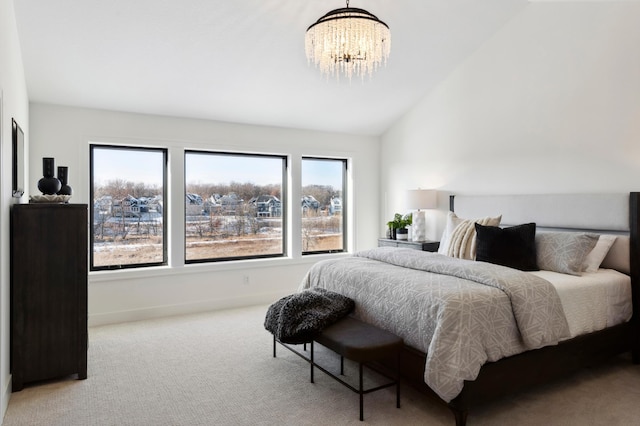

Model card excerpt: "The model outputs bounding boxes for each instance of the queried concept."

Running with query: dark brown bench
[273,316,403,421]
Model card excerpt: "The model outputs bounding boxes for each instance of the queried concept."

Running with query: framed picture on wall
[12,118,25,198]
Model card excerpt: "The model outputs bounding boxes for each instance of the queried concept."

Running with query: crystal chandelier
[305,1,391,81]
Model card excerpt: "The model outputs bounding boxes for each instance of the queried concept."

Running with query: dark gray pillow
[475,223,538,271]
[535,232,599,276]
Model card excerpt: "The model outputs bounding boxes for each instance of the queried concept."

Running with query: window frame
[89,144,168,271]
[301,156,348,255]
[183,150,288,264]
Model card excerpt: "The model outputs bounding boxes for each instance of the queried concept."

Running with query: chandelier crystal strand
[305,4,390,81]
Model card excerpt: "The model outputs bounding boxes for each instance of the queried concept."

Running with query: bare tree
[302,218,318,251]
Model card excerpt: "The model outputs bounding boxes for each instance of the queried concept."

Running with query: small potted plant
[387,213,412,240]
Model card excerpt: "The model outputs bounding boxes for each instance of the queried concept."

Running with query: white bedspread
[530,269,632,338]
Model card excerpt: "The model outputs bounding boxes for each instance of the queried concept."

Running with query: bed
[300,193,640,425]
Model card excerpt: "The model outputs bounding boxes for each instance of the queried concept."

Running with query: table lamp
[407,189,437,241]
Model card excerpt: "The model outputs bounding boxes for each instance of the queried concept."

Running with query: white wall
[0,0,30,416]
[28,103,380,326]
[381,2,640,240]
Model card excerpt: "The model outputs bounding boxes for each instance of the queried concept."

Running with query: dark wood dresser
[10,203,88,391]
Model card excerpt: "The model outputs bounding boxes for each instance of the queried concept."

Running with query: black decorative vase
[57,166,73,196]
[37,157,61,195]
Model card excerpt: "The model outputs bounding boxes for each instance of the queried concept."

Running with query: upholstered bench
[273,316,403,421]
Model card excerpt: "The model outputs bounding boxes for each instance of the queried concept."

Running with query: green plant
[387,212,412,230]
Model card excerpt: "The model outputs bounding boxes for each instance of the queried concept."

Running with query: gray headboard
[451,194,629,231]
[450,193,631,274]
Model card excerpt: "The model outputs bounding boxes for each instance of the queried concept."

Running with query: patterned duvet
[299,247,570,402]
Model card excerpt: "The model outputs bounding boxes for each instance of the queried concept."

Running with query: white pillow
[438,212,462,255]
[582,235,617,273]
[438,212,502,259]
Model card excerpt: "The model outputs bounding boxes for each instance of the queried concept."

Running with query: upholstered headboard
[451,194,629,231]
[450,193,634,274]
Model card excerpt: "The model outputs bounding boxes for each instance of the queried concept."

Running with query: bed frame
[392,193,640,426]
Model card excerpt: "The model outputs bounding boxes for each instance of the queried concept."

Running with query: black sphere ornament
[56,166,73,196]
[37,157,61,195]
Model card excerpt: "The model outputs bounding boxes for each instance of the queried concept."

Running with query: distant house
[95,195,113,215]
[185,193,204,216]
[112,195,141,217]
[202,194,221,214]
[148,195,163,214]
[329,197,342,215]
[137,197,151,213]
[219,193,243,214]
[249,195,282,217]
[185,193,203,205]
[301,195,320,213]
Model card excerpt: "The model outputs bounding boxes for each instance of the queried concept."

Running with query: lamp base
[412,210,426,241]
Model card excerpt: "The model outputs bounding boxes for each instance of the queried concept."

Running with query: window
[184,151,286,262]
[90,145,167,270]
[301,157,346,254]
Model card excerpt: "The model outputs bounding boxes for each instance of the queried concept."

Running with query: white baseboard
[88,291,287,327]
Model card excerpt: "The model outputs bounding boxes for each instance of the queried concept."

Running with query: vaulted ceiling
[14,0,529,135]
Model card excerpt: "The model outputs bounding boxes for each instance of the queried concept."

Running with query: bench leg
[310,341,315,383]
[341,356,344,375]
[396,351,401,409]
[359,362,364,421]
[273,335,277,358]
[452,409,468,426]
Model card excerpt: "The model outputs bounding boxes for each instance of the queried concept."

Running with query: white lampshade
[407,189,436,241]
[407,189,437,210]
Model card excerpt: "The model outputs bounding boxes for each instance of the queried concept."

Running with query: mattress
[530,268,632,339]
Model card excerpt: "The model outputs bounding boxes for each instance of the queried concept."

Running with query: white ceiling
[14,0,529,136]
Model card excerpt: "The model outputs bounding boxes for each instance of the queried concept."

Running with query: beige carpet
[3,305,640,426]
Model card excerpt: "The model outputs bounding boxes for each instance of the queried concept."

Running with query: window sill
[89,251,351,283]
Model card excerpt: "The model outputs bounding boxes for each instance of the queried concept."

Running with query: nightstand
[378,238,440,252]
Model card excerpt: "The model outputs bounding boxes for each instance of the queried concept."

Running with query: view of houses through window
[90,145,167,270]
[301,157,345,253]
[90,145,347,270]
[184,151,286,262]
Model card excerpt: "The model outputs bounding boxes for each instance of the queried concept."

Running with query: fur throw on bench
[264,287,355,344]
